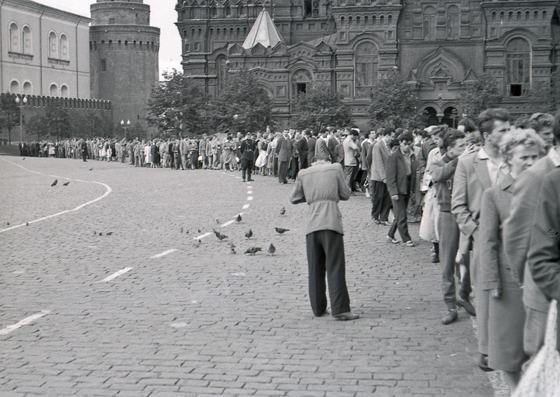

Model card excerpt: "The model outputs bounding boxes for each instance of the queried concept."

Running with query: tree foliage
[523,69,560,114]
[368,69,422,128]
[457,73,502,119]
[147,69,208,137]
[0,93,22,143]
[291,84,352,132]
[26,114,49,141]
[44,101,71,140]
[209,69,274,133]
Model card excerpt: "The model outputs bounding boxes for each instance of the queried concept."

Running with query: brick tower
[90,0,160,136]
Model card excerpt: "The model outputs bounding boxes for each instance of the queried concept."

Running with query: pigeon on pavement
[275,227,289,234]
[280,207,286,216]
[213,229,228,241]
[245,229,253,239]
[244,247,262,255]
[51,179,58,187]
[106,232,113,236]
[268,243,276,256]
[236,214,242,222]
[63,181,70,186]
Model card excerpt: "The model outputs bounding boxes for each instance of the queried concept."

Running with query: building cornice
[2,0,90,23]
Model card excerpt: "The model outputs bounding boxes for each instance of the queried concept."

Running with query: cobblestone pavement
[1,156,497,396]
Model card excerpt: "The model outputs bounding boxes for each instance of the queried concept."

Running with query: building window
[101,60,107,71]
[61,85,69,98]
[304,0,319,18]
[447,5,459,39]
[291,69,312,99]
[423,6,436,40]
[217,57,228,92]
[354,41,378,97]
[10,80,20,94]
[225,5,231,17]
[9,22,19,52]
[23,81,32,94]
[22,26,32,54]
[60,34,68,60]
[50,84,58,97]
[49,32,57,58]
[506,38,531,97]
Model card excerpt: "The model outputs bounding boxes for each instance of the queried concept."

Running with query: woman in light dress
[254,133,269,175]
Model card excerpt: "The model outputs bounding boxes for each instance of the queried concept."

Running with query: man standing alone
[290,152,359,321]
[240,132,257,182]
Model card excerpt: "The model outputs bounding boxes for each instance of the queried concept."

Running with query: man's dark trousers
[438,211,471,308]
[371,180,392,221]
[241,159,253,181]
[388,193,412,242]
[278,160,289,183]
[306,230,351,316]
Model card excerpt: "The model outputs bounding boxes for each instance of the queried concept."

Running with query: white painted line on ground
[0,159,113,234]
[194,232,212,240]
[150,249,178,259]
[242,204,250,209]
[247,185,252,189]
[247,191,253,194]
[0,310,51,336]
[221,220,235,227]
[247,196,253,201]
[97,267,133,283]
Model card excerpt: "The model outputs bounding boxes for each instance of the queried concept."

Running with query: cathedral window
[506,38,531,97]
[60,34,68,60]
[304,0,319,18]
[447,6,459,39]
[49,32,57,58]
[22,26,32,54]
[354,41,378,98]
[9,22,19,53]
[217,57,228,92]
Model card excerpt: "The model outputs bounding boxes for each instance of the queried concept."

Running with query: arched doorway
[442,107,459,128]
[423,107,439,126]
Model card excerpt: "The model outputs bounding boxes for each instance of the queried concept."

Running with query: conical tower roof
[242,9,284,49]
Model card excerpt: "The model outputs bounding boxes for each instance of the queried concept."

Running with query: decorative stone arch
[346,32,383,48]
[493,27,538,47]
[23,81,33,95]
[415,47,466,86]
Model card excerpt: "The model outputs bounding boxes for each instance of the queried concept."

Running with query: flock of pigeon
[189,207,290,256]
[50,179,70,187]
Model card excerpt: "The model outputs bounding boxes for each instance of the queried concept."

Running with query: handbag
[512,299,560,397]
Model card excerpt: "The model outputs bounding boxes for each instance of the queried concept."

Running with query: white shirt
[478,147,507,186]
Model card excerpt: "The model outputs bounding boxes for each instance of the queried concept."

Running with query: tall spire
[242,9,283,49]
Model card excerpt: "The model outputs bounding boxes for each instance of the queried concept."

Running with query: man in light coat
[452,108,510,371]
[289,151,358,321]
[368,127,394,224]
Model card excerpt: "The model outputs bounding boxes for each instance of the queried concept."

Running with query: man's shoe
[314,310,330,317]
[381,221,392,226]
[478,354,493,372]
[373,219,381,225]
[432,253,440,263]
[405,240,415,247]
[387,236,400,244]
[441,309,458,325]
[456,297,476,317]
[247,178,254,181]
[334,312,359,321]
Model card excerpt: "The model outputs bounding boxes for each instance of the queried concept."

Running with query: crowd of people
[16,109,560,393]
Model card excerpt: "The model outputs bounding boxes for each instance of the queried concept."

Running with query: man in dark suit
[294,130,309,171]
[276,130,292,184]
[386,131,417,247]
[239,132,257,182]
[326,127,338,163]
[307,130,317,166]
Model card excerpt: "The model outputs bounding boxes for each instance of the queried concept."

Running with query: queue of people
[15,109,560,394]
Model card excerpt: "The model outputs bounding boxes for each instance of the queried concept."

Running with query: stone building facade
[175,0,560,129]
[0,0,91,98]
[89,0,160,134]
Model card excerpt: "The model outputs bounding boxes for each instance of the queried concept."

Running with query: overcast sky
[34,0,182,80]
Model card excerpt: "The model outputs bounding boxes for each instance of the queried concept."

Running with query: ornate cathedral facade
[175,0,560,129]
